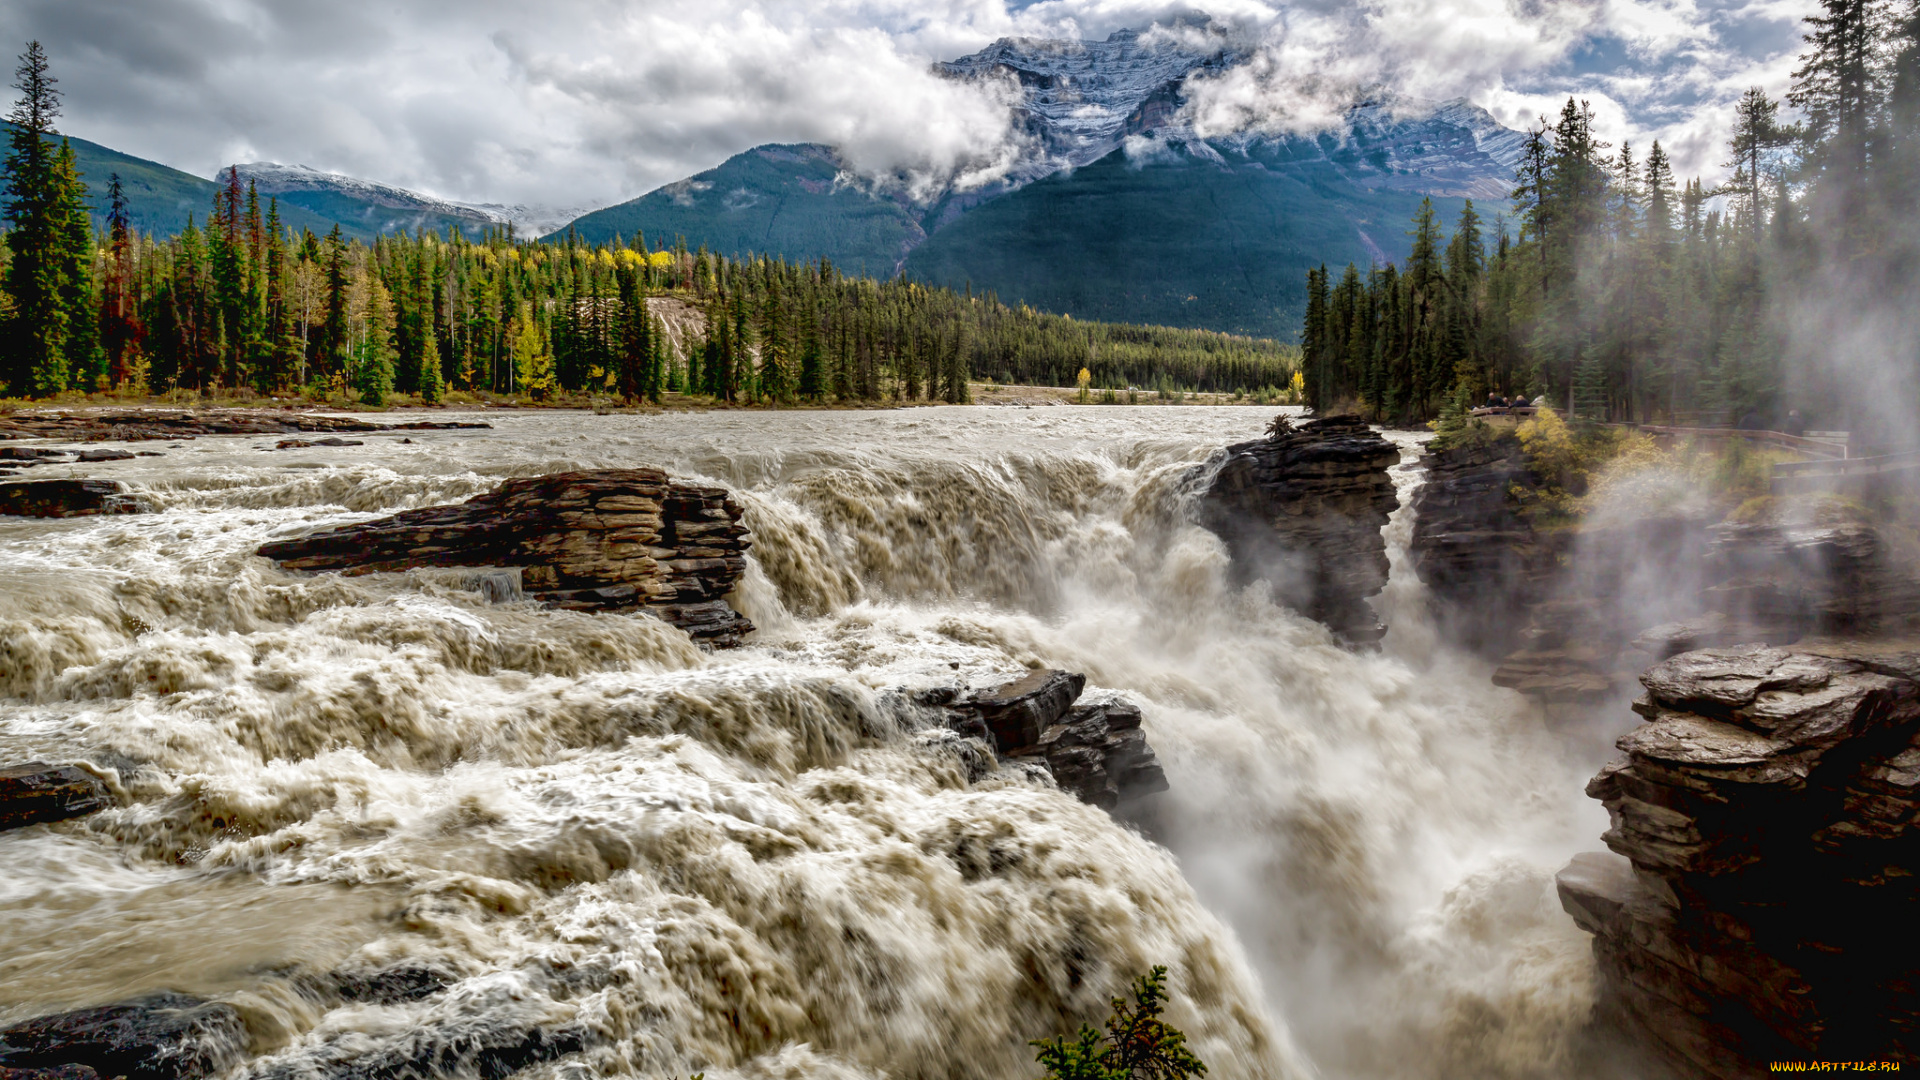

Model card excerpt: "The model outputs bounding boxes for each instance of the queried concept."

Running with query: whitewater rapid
[0,408,1608,1080]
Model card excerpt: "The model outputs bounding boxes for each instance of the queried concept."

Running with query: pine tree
[100,173,147,390]
[2,42,70,395]
[319,225,349,386]
[512,300,554,398]
[52,138,98,389]
[354,274,396,406]
[1722,88,1792,240]
[1791,0,1889,222]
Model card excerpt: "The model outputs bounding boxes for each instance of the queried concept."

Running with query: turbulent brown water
[0,408,1608,1080]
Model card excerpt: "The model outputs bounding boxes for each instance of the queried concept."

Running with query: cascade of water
[0,409,1608,1080]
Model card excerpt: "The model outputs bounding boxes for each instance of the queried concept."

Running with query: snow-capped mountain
[935,24,1525,203]
[563,13,1533,338]
[223,163,580,238]
[936,21,1237,182]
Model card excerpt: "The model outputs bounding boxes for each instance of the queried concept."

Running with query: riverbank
[0,380,1291,416]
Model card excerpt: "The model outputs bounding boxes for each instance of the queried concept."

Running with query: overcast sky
[0,0,1815,210]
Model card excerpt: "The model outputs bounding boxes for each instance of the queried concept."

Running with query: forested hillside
[1306,0,1920,444]
[0,49,1295,406]
[0,122,336,238]
[902,142,1469,340]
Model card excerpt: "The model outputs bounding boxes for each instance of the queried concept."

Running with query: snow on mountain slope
[224,163,580,237]
[936,22,1236,180]
[936,22,1524,202]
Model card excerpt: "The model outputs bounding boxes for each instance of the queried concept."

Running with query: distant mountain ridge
[225,162,584,239]
[563,17,1527,338]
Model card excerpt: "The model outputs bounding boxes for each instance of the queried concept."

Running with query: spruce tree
[319,226,349,386]
[2,42,70,396]
[52,138,97,389]
[1791,0,1889,221]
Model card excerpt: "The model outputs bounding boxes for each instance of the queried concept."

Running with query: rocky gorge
[6,405,1915,1080]
[1406,426,1920,1074]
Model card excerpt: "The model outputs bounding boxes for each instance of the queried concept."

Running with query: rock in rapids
[1197,415,1401,644]
[257,469,755,646]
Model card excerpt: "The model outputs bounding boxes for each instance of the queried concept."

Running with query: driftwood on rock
[257,469,755,646]
[0,480,148,519]
[1559,644,1920,1075]
[1198,415,1401,643]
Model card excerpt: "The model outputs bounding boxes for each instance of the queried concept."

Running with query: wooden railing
[1772,449,1920,494]
[1633,425,1851,460]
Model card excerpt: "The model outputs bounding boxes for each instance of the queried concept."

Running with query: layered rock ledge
[1198,415,1401,643]
[257,469,755,647]
[1558,644,1920,1074]
[918,669,1169,809]
[0,409,488,442]
[0,479,149,518]
[0,763,112,831]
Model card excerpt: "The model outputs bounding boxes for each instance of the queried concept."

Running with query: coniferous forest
[1303,0,1920,442]
[0,45,1296,407]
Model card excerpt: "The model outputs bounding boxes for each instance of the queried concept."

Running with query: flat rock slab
[0,764,112,830]
[0,480,147,518]
[0,994,245,1080]
[972,669,1085,752]
[257,469,755,647]
[270,437,362,450]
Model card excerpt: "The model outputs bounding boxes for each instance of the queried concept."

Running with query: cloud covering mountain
[2,0,1813,211]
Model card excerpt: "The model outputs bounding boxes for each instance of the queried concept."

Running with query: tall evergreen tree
[2,42,70,395]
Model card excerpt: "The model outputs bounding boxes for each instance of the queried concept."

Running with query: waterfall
[0,408,1609,1079]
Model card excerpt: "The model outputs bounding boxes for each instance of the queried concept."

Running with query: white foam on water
[0,409,1607,1079]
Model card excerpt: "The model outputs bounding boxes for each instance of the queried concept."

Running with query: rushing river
[0,408,1610,1080]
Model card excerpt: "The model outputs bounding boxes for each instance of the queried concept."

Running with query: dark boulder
[74,450,133,463]
[970,669,1085,752]
[0,994,246,1080]
[931,671,1169,809]
[0,480,147,518]
[1197,415,1401,644]
[0,764,112,831]
[257,469,755,647]
[269,437,362,450]
[0,1067,101,1080]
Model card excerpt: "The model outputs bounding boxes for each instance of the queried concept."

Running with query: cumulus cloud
[0,0,1821,210]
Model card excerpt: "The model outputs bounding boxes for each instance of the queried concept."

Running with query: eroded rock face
[1198,415,1401,643]
[1408,437,1558,654]
[0,763,112,831]
[257,469,755,647]
[1560,644,1920,1075]
[0,994,246,1080]
[923,669,1169,809]
[0,479,148,518]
